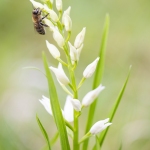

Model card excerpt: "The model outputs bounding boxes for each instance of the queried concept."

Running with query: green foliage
[36,115,51,150]
[82,14,110,150]
[42,53,70,150]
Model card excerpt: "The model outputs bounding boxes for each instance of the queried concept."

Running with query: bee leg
[40,22,49,27]
[41,13,49,20]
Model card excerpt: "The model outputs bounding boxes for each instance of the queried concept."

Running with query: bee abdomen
[35,23,45,35]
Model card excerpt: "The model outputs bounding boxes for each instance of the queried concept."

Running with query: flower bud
[51,27,65,48]
[77,44,83,61]
[46,40,60,59]
[74,27,86,49]
[90,118,112,135]
[64,14,72,31]
[44,19,54,30]
[64,96,74,122]
[44,4,59,22]
[56,0,62,11]
[70,98,81,112]
[39,96,52,115]
[83,57,99,78]
[82,84,105,107]
[68,42,78,62]
[50,63,70,85]
[30,0,43,9]
[62,6,71,25]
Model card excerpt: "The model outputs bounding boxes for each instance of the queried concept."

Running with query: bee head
[32,8,41,15]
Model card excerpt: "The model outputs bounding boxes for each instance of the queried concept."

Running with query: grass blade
[82,14,109,150]
[36,115,51,150]
[99,66,132,146]
[42,52,70,150]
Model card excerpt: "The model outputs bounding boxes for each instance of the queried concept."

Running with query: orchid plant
[29,0,131,150]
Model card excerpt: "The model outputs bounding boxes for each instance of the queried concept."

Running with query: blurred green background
[0,0,150,150]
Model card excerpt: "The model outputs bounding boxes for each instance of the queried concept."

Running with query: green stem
[66,31,71,42]
[56,58,68,67]
[63,43,79,150]
[77,77,86,90]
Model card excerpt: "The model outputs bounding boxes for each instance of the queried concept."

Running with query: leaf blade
[99,66,132,146]
[36,115,51,150]
[82,14,110,150]
[42,52,70,150]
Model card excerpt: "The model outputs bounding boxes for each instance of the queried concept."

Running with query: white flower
[76,44,83,61]
[82,84,105,107]
[56,0,62,11]
[44,4,59,22]
[64,96,74,122]
[39,95,52,115]
[83,57,100,78]
[30,0,43,9]
[51,27,65,48]
[46,40,60,59]
[39,95,74,122]
[44,19,54,30]
[70,98,81,111]
[90,118,112,135]
[50,63,70,85]
[68,42,78,62]
[74,27,86,49]
[64,14,72,31]
[62,6,71,25]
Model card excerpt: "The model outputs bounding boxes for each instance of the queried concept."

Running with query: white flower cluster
[30,0,112,136]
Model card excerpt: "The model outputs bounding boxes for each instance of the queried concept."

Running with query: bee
[32,8,49,35]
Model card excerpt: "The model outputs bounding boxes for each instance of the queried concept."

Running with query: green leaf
[36,115,51,150]
[82,14,109,150]
[42,52,70,150]
[23,66,46,76]
[95,136,101,150]
[99,66,131,146]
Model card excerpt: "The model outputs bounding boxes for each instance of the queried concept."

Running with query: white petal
[44,19,54,30]
[90,118,112,135]
[30,0,43,9]
[56,0,62,11]
[77,44,83,61]
[64,96,74,122]
[83,57,100,78]
[51,27,65,47]
[70,98,81,111]
[64,14,72,31]
[50,64,70,85]
[44,4,58,22]
[62,6,71,25]
[82,84,105,107]
[74,27,86,49]
[46,40,60,58]
[39,96,52,115]
[68,42,78,61]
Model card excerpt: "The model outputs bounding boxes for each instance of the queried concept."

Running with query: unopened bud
[83,57,99,78]
[74,27,86,49]
[46,40,60,59]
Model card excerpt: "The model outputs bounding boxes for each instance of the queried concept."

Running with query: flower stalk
[27,1,127,150]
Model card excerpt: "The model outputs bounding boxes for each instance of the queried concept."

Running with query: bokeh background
[0,0,150,149]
